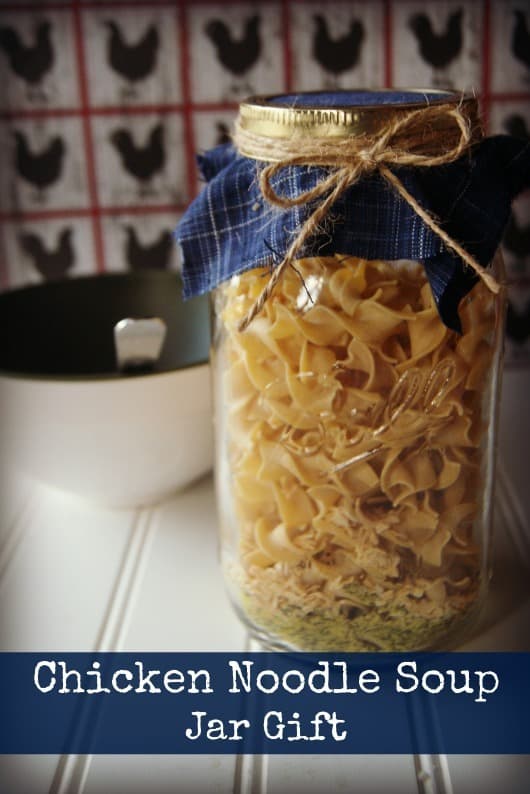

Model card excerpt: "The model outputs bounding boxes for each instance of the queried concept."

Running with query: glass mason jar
[209,91,506,652]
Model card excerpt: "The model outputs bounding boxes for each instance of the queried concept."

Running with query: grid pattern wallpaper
[0,0,529,362]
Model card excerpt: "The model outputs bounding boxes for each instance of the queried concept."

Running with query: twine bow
[233,103,500,332]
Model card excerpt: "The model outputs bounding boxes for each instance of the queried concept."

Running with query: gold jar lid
[237,89,482,155]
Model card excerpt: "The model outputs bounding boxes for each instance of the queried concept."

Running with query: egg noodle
[215,256,496,650]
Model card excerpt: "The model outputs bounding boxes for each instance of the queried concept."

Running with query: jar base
[228,586,486,653]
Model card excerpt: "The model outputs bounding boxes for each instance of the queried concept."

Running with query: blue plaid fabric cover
[175,134,530,332]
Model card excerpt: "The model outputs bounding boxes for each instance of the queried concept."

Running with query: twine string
[234,104,500,332]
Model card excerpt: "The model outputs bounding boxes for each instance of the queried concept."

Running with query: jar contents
[215,255,496,651]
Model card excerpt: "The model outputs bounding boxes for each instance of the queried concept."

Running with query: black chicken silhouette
[0,20,54,99]
[504,114,530,141]
[110,123,165,193]
[204,15,261,76]
[104,20,159,98]
[19,227,74,280]
[13,130,65,198]
[409,9,463,81]
[512,10,530,70]
[506,300,530,343]
[215,121,231,145]
[124,226,172,270]
[312,15,365,75]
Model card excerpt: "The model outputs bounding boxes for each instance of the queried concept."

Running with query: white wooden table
[1,370,529,794]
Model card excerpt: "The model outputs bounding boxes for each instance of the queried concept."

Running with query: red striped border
[72,3,105,272]
[0,102,242,122]
[178,1,199,202]
[2,92,529,125]
[0,204,188,223]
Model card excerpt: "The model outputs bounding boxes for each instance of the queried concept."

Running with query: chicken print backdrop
[0,0,529,365]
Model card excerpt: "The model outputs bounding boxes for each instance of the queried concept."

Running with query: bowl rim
[0,271,210,381]
[0,358,210,383]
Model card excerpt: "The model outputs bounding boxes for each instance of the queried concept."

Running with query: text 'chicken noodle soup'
[175,90,530,651]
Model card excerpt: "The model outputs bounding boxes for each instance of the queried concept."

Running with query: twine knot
[234,103,500,332]
[357,150,378,168]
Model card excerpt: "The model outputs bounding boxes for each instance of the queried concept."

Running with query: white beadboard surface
[0,369,529,794]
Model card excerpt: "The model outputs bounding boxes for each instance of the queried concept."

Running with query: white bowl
[0,272,213,507]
